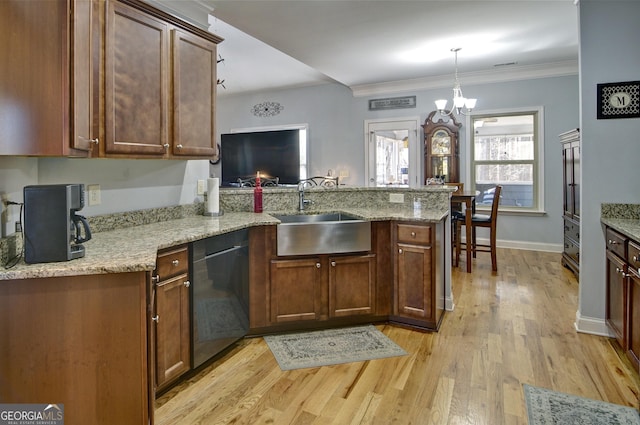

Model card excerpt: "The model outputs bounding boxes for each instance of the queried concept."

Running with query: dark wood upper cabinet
[0,0,222,159]
[172,30,218,158]
[104,1,170,156]
[102,0,222,159]
[0,0,96,156]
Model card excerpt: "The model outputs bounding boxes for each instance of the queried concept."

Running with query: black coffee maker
[23,184,92,264]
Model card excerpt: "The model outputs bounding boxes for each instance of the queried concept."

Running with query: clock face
[609,91,631,109]
[431,130,451,155]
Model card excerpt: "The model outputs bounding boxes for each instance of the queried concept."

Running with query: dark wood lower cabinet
[153,245,191,392]
[628,272,640,369]
[270,257,323,323]
[269,254,377,324]
[606,250,627,348]
[0,273,151,425]
[392,221,445,331]
[605,225,640,373]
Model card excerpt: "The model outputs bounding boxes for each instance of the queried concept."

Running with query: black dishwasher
[190,229,249,368]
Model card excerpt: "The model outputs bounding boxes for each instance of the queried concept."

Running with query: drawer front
[563,217,579,242]
[606,228,627,260]
[564,237,579,264]
[156,245,189,280]
[397,223,431,245]
[629,240,640,275]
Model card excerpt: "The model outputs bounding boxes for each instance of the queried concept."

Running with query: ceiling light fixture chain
[435,48,477,118]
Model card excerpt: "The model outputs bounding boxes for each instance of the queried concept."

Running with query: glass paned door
[366,119,420,187]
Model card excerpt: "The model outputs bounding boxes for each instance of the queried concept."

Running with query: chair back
[489,185,502,220]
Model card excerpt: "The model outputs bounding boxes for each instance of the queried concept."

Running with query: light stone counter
[601,203,640,241]
[0,206,448,281]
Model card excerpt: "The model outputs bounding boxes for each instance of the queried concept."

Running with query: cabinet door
[329,254,376,317]
[172,29,217,158]
[571,143,580,219]
[270,258,322,323]
[606,250,627,349]
[628,272,640,371]
[0,0,92,156]
[105,1,168,156]
[396,243,433,321]
[155,273,191,390]
[71,0,96,152]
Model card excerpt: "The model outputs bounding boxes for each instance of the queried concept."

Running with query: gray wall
[217,75,579,250]
[577,0,640,333]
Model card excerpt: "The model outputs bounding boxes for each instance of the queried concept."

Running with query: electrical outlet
[87,184,101,206]
[339,170,349,178]
[389,193,404,203]
[197,179,207,195]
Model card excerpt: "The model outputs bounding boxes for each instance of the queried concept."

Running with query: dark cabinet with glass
[423,111,461,183]
[560,128,580,277]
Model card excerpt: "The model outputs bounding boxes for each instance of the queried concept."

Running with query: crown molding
[350,59,579,98]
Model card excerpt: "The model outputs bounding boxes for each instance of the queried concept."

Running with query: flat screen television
[221,129,301,186]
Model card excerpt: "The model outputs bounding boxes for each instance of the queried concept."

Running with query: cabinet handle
[608,239,618,245]
[633,255,638,263]
[163,143,170,150]
[331,261,336,267]
[151,274,160,283]
[316,263,321,268]
[152,315,159,323]
[616,267,630,277]
[398,248,403,254]
[183,280,190,288]
[176,144,183,150]
[172,259,180,266]
[411,232,416,237]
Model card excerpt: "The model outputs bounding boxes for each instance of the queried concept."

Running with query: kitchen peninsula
[0,186,453,425]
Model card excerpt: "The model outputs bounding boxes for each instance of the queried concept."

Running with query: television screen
[221,129,301,186]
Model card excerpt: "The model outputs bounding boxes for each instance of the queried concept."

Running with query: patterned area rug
[524,384,640,425]
[264,325,407,370]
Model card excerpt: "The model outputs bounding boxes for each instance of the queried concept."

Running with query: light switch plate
[87,184,101,206]
[197,179,206,195]
[389,193,404,203]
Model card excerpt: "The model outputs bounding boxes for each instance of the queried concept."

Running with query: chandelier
[435,48,477,116]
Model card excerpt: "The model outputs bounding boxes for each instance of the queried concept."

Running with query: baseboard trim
[574,310,615,337]
[459,236,563,253]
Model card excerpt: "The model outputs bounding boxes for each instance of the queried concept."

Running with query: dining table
[450,191,477,273]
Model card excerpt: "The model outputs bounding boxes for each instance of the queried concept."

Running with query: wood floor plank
[155,249,639,424]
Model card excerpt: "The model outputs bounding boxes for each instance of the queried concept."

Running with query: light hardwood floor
[156,249,639,424]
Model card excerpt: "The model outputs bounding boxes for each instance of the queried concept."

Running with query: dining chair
[446,183,464,266]
[454,185,502,272]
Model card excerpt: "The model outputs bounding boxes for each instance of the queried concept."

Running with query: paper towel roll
[207,178,219,214]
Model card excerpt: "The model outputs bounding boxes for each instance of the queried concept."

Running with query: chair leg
[451,221,457,267]
[472,226,477,258]
[455,221,461,266]
[490,227,497,272]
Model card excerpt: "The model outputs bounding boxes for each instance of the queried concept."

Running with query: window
[469,109,544,212]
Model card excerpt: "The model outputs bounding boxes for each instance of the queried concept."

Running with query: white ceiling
[151,0,579,98]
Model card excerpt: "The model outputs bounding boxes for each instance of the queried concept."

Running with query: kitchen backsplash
[1,186,451,267]
[601,203,640,220]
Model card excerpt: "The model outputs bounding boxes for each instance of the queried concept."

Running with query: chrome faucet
[298,181,312,211]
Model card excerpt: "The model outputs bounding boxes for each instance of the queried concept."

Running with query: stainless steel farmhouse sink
[273,213,371,256]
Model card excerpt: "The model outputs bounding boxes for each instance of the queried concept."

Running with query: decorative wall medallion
[251,101,284,117]
[597,81,640,119]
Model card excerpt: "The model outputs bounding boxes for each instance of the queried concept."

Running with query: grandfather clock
[423,111,461,183]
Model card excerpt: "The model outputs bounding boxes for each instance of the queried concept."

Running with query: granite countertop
[601,217,640,242]
[0,207,447,281]
[600,203,640,242]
